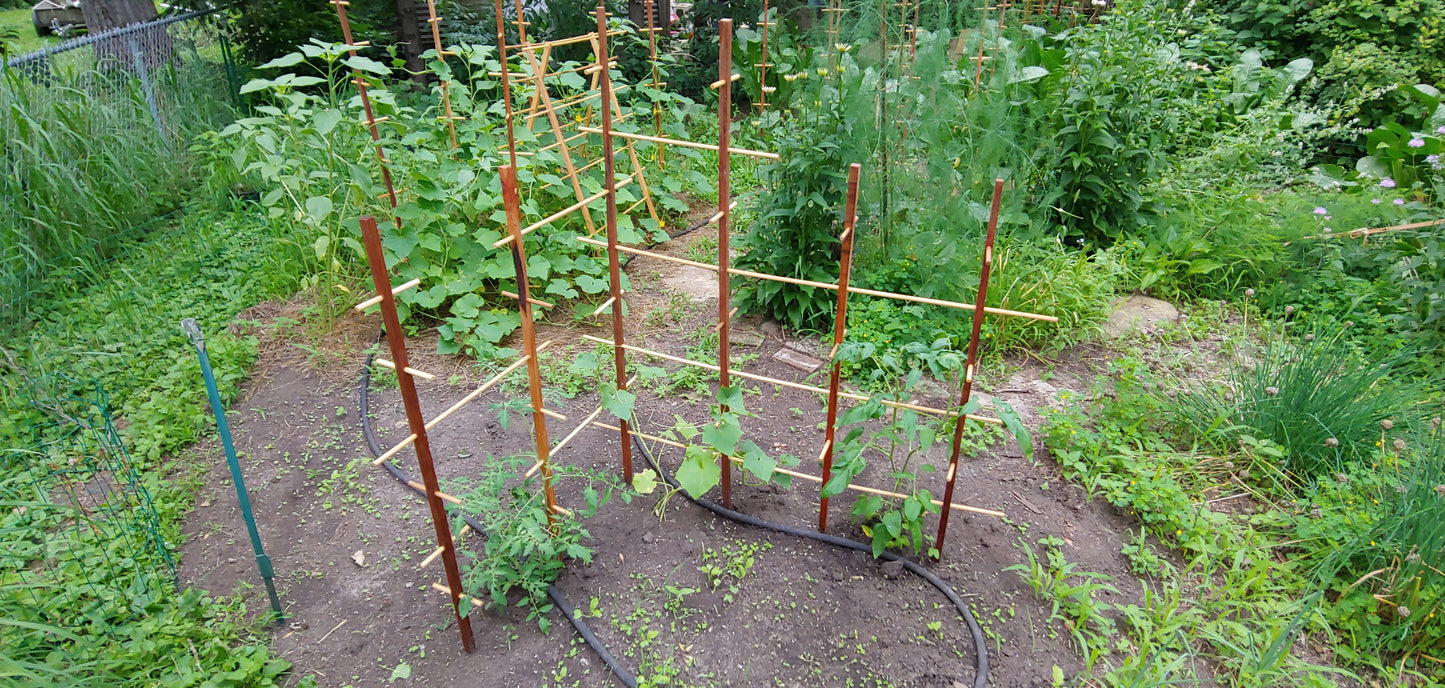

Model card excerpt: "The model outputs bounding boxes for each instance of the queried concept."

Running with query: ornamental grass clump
[1172,319,1424,482]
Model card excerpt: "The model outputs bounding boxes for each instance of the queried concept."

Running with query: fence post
[127,33,165,141]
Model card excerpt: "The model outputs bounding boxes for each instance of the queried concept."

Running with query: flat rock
[1103,295,1179,338]
[729,329,765,347]
[661,266,717,303]
[773,347,824,373]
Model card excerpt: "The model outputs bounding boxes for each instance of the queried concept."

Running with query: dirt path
[179,227,1149,688]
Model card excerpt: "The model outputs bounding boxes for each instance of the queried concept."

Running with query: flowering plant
[1356,83,1445,204]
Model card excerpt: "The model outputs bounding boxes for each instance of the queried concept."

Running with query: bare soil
[179,226,1154,688]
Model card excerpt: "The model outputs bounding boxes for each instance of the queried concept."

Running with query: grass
[0,202,316,687]
[0,8,62,59]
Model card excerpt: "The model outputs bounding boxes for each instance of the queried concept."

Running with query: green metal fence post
[181,318,284,624]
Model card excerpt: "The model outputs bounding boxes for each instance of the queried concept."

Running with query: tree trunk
[82,0,170,72]
[395,0,426,83]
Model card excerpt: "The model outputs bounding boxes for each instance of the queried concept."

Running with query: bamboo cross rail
[601,423,1005,517]
[578,335,1003,425]
[572,237,1057,322]
[577,128,781,160]
[357,215,474,653]
[1304,217,1444,241]
[369,341,554,466]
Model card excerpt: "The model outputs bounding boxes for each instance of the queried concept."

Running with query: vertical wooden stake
[644,0,664,169]
[333,2,401,227]
[933,179,1004,557]
[358,216,475,653]
[423,0,459,152]
[494,0,518,167]
[759,0,769,112]
[974,1,989,88]
[910,0,921,60]
[598,6,634,481]
[499,168,559,528]
[818,163,861,533]
[717,18,734,509]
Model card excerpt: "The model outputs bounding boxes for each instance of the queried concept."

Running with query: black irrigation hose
[626,424,990,688]
[358,335,640,687]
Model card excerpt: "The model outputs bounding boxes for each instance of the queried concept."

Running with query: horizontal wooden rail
[574,237,1057,322]
[371,341,554,465]
[374,358,435,380]
[355,278,421,311]
[496,177,634,248]
[602,423,1004,517]
[580,335,1001,425]
[577,127,780,161]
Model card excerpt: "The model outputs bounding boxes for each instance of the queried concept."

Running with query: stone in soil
[1103,295,1180,338]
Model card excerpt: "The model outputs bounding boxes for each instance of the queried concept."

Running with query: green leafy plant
[452,452,635,632]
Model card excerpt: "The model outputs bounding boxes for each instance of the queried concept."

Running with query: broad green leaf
[601,385,636,421]
[632,469,658,495]
[305,196,333,224]
[676,445,721,498]
[313,108,343,136]
[701,417,742,455]
[739,441,776,481]
[259,52,304,69]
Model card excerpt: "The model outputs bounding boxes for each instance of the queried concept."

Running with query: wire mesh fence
[1,8,241,328]
[1,376,175,663]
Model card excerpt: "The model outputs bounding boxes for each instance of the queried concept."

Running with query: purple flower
[1372,198,1382,204]
[1313,207,1328,216]
[1438,126,1445,134]
[1408,138,1426,148]
[1430,154,1442,164]
[1380,178,1397,188]
[1394,199,1406,206]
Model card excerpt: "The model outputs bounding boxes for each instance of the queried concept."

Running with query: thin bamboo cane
[420,525,469,568]
[518,42,598,235]
[576,128,780,160]
[370,341,553,466]
[579,335,1002,424]
[374,358,436,380]
[495,176,634,248]
[355,278,421,311]
[606,424,1004,517]
[498,291,555,309]
[572,238,1058,322]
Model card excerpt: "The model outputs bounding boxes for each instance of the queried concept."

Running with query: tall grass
[0,50,235,316]
[1171,320,1425,482]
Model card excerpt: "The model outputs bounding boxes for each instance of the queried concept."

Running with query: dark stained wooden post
[499,166,560,526]
[934,179,1004,556]
[717,18,735,509]
[818,163,861,532]
[597,5,635,481]
[358,216,475,653]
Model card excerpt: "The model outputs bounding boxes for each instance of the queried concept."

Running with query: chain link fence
[1,8,241,329]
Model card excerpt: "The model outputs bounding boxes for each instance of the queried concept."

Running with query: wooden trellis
[347,6,1060,653]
